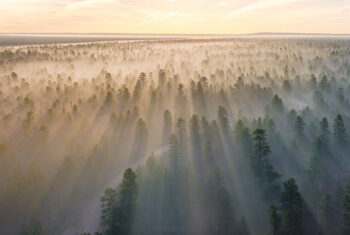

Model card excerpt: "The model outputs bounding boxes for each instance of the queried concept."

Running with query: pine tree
[337,88,345,104]
[236,216,250,235]
[168,133,180,170]
[217,106,230,132]
[162,110,172,142]
[251,128,271,178]
[312,90,324,108]
[305,154,325,186]
[342,191,350,235]
[319,75,330,92]
[100,168,138,235]
[282,80,292,93]
[309,74,317,90]
[320,193,333,235]
[320,117,330,144]
[269,204,281,235]
[20,220,46,235]
[294,116,305,140]
[334,114,347,147]
[250,129,280,183]
[234,119,253,156]
[287,109,297,126]
[271,95,284,113]
[280,178,303,235]
[132,118,148,160]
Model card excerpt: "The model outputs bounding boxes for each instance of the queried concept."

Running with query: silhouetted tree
[162,110,172,143]
[282,80,292,93]
[334,114,347,147]
[269,204,281,235]
[271,95,284,113]
[294,116,305,141]
[319,193,334,235]
[342,190,350,235]
[101,168,138,235]
[280,178,303,235]
[250,129,280,183]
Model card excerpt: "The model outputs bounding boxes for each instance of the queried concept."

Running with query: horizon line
[1,32,350,36]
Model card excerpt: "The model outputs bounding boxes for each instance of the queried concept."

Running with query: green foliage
[282,80,292,93]
[135,118,148,146]
[342,191,350,235]
[20,220,46,235]
[234,119,253,156]
[100,188,118,231]
[162,110,172,139]
[319,75,330,92]
[319,118,330,143]
[217,106,230,131]
[168,133,180,170]
[269,204,281,235]
[312,90,324,108]
[305,154,325,186]
[293,116,305,140]
[280,178,303,235]
[319,193,334,235]
[287,109,297,126]
[100,168,138,235]
[334,114,347,147]
[204,167,235,233]
[250,128,280,183]
[271,95,284,113]
[235,216,250,235]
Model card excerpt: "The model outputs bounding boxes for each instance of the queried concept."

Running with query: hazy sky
[0,0,349,34]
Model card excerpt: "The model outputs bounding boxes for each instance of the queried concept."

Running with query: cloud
[0,0,349,34]
[215,2,231,7]
[225,0,306,17]
[141,11,191,24]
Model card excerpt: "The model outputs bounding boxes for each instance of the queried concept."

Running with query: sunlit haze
[0,0,349,34]
[1,1,350,235]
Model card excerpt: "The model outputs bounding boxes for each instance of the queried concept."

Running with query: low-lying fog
[0,36,350,235]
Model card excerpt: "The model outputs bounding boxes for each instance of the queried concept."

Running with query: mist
[1,35,350,235]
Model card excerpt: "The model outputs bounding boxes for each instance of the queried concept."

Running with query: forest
[0,37,350,235]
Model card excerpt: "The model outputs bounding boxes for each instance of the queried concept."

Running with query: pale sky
[0,0,349,34]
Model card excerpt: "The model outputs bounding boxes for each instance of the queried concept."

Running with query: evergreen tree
[320,117,330,144]
[101,188,118,234]
[101,168,138,235]
[311,137,328,158]
[280,178,303,235]
[234,119,253,156]
[190,114,202,161]
[269,204,281,235]
[204,167,234,233]
[312,90,324,108]
[20,220,46,235]
[342,191,350,235]
[319,75,330,92]
[309,74,317,90]
[132,118,148,160]
[305,154,324,186]
[250,129,280,183]
[334,114,347,147]
[251,128,271,178]
[271,95,284,113]
[217,106,230,132]
[294,116,305,140]
[162,110,172,142]
[282,80,292,93]
[319,193,333,235]
[235,216,250,235]
[168,133,180,170]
